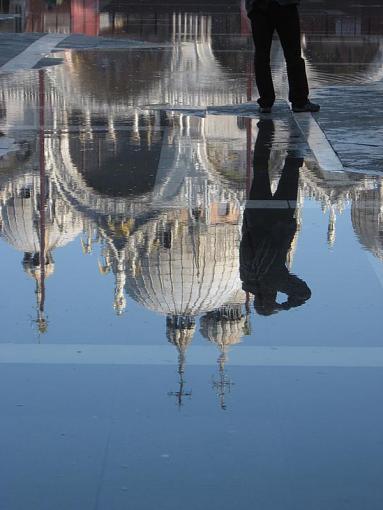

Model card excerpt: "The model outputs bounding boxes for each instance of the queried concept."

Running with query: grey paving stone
[312,84,383,173]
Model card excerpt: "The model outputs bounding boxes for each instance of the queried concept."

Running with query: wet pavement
[1,1,383,509]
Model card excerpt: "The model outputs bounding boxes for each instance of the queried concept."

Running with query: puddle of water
[0,67,382,352]
[1,4,383,508]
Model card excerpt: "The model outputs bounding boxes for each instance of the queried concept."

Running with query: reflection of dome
[47,107,245,319]
[200,304,247,349]
[0,172,82,254]
[47,111,168,218]
[200,302,249,411]
[66,115,165,198]
[0,167,84,335]
[167,315,196,352]
[352,185,383,261]
[124,208,242,316]
[22,252,55,280]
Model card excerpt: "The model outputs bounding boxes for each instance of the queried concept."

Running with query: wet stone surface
[313,84,383,173]
[1,1,383,509]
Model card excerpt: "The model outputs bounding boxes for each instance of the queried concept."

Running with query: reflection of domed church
[1,32,251,369]
[44,104,249,407]
[2,10,383,406]
[47,110,248,351]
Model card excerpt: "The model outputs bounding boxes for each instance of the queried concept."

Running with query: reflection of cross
[168,353,192,408]
[212,352,234,411]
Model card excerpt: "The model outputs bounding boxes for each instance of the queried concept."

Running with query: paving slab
[0,33,43,67]
[312,84,383,173]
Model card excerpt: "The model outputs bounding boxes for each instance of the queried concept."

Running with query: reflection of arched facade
[300,161,376,246]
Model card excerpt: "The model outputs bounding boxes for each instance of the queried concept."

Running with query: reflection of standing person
[246,0,320,113]
[240,120,311,315]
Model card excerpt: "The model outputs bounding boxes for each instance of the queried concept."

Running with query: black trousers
[249,2,309,107]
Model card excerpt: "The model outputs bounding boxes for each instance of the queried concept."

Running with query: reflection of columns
[25,0,45,33]
[114,254,126,315]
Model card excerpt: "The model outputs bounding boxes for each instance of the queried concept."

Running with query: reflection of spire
[35,263,47,335]
[200,305,249,410]
[22,252,54,335]
[167,315,194,408]
[212,350,233,411]
[328,207,336,247]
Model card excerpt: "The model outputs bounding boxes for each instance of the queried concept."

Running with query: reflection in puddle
[1,3,383,410]
[1,4,383,507]
[1,74,383,407]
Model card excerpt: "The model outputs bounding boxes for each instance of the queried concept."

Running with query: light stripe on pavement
[1,344,383,368]
[0,33,67,73]
[294,112,344,172]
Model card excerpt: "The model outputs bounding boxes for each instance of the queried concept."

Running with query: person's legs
[275,5,309,107]
[249,8,275,108]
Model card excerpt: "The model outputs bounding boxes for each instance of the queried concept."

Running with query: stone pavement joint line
[1,345,383,367]
[0,33,67,73]
[293,113,344,172]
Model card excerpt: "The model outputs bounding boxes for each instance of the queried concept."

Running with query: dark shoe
[292,101,320,113]
[259,106,272,114]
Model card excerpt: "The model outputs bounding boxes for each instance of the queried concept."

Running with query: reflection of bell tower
[167,315,194,408]
[200,304,249,410]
